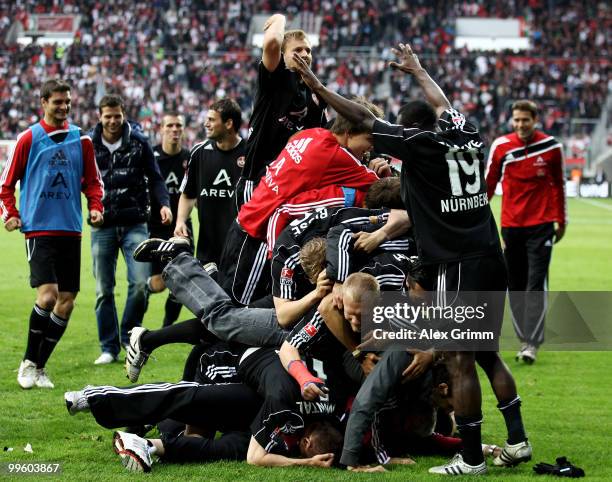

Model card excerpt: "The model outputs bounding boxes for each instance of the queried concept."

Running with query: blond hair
[281,30,308,52]
[299,237,326,282]
[344,272,380,302]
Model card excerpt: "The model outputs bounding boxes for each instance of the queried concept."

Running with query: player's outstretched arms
[389,43,451,117]
[291,53,377,130]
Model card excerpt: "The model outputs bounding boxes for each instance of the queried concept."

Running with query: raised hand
[389,43,424,74]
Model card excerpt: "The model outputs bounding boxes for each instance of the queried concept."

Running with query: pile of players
[64,15,533,476]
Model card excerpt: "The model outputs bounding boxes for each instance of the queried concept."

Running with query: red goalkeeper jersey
[238,128,379,239]
[485,130,567,228]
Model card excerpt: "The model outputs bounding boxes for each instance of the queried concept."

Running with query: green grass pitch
[0,197,611,480]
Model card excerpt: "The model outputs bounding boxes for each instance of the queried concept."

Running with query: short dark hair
[40,79,71,100]
[161,112,185,126]
[330,97,383,135]
[303,420,343,460]
[511,100,538,119]
[398,100,437,130]
[365,177,403,209]
[210,98,242,132]
[98,94,125,113]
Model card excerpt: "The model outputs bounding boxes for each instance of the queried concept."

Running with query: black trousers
[161,428,251,464]
[217,221,270,306]
[86,382,261,431]
[502,223,554,347]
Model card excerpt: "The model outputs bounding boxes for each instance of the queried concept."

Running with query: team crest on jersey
[304,322,318,337]
[237,156,245,168]
[533,156,546,166]
[280,267,294,285]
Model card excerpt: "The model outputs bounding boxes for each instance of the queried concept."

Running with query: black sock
[25,304,51,364]
[162,294,182,327]
[140,317,204,352]
[498,396,527,444]
[37,312,68,368]
[455,414,484,465]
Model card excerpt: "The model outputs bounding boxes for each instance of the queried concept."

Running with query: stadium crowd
[0,0,609,145]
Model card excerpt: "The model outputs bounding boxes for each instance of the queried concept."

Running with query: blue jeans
[91,223,150,356]
[163,253,288,347]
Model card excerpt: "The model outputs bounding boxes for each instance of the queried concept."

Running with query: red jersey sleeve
[80,135,104,213]
[550,145,567,225]
[0,129,32,222]
[485,136,507,200]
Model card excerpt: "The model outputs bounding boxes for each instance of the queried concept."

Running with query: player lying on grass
[65,342,342,472]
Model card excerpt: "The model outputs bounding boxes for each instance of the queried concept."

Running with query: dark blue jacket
[90,121,169,227]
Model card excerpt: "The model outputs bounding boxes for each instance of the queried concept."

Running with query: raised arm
[388,43,451,117]
[291,42,451,125]
[291,53,377,130]
[262,14,286,72]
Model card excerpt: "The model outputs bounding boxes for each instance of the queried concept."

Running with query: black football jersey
[180,139,245,264]
[271,207,388,300]
[239,348,340,456]
[242,57,327,180]
[371,109,501,265]
[150,145,190,230]
[325,223,416,285]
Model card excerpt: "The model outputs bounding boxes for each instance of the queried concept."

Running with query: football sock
[455,414,484,465]
[161,294,182,327]
[498,396,527,444]
[37,312,68,368]
[140,317,203,352]
[24,304,50,364]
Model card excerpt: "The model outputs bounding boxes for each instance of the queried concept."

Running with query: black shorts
[26,236,81,292]
[426,253,507,340]
[432,253,507,292]
[218,221,270,305]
